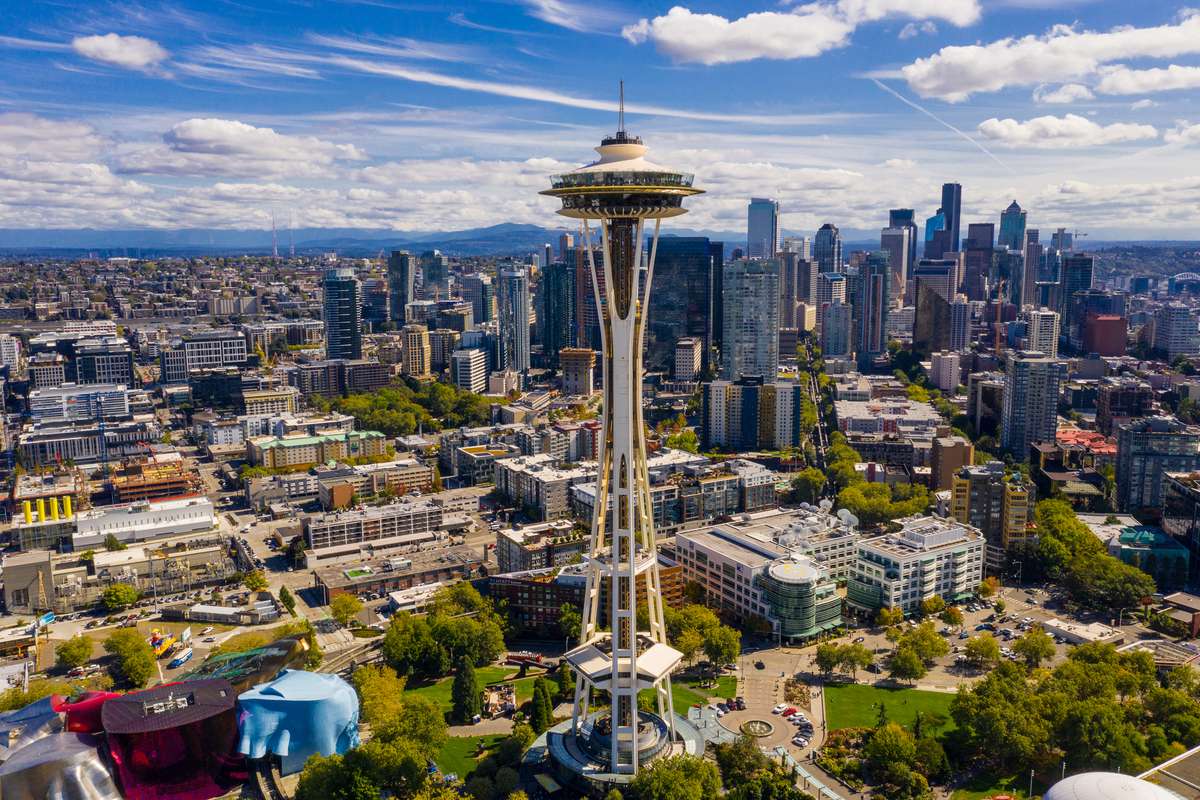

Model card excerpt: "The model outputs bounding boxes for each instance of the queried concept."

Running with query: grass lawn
[405,665,551,713]
[663,675,737,712]
[824,684,956,732]
[435,734,507,778]
[950,772,1035,799]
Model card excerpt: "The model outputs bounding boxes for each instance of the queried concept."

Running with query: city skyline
[0,2,1198,238]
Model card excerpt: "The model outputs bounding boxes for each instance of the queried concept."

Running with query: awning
[535,773,563,793]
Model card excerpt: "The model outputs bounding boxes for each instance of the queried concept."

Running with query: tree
[603,790,623,800]
[993,598,1007,615]
[940,606,964,627]
[703,625,741,667]
[279,586,297,616]
[1013,626,1056,668]
[964,633,1001,670]
[451,657,481,723]
[815,643,841,677]
[55,635,92,669]
[629,754,722,800]
[876,607,904,628]
[863,722,917,777]
[790,467,826,504]
[103,628,155,688]
[103,534,127,552]
[101,583,139,611]
[977,576,1000,598]
[676,628,704,664]
[839,643,874,679]
[888,646,926,684]
[558,603,582,643]
[896,621,949,664]
[352,664,408,727]
[555,664,572,702]
[920,596,946,617]
[530,677,552,733]
[243,570,269,592]
[330,594,364,627]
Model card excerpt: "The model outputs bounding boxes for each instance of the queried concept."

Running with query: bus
[169,648,193,669]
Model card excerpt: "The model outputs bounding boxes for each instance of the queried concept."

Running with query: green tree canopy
[629,754,722,800]
[330,594,364,627]
[103,628,155,688]
[55,635,92,669]
[100,583,139,611]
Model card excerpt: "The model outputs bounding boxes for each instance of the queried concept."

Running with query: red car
[782,707,798,718]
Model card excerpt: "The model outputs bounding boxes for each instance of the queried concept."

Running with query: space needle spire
[541,86,704,780]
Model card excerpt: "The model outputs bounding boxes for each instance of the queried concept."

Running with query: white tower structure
[541,90,702,777]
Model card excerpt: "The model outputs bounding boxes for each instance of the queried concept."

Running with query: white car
[200,626,214,635]
[772,704,788,715]
[792,736,809,747]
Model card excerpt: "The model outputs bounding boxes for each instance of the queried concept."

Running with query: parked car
[734,697,746,710]
[754,660,765,670]
[772,704,788,715]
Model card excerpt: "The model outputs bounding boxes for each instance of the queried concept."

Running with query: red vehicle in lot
[782,707,798,718]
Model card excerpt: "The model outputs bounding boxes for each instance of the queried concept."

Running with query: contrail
[872,79,1012,174]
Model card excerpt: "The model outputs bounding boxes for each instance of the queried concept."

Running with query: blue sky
[1,0,1198,238]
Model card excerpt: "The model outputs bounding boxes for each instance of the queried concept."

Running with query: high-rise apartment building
[998,201,1026,253]
[322,267,363,361]
[950,461,1035,573]
[1025,308,1060,358]
[888,208,919,278]
[912,259,956,355]
[1154,304,1200,361]
[387,250,415,325]
[0,334,20,370]
[961,223,994,301]
[1058,254,1095,316]
[747,197,780,259]
[931,435,974,491]
[814,271,847,334]
[497,265,531,373]
[1001,350,1067,460]
[540,262,576,369]
[557,232,574,262]
[419,250,450,299]
[721,259,780,381]
[1096,376,1155,437]
[813,223,843,274]
[701,377,807,451]
[645,237,722,374]
[1116,417,1200,513]
[1021,230,1042,307]
[950,295,972,351]
[781,236,811,258]
[821,300,853,358]
[930,350,961,393]
[855,254,890,369]
[450,348,488,394]
[881,225,912,305]
[674,338,702,382]
[401,324,432,379]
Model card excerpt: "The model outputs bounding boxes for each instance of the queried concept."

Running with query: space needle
[538,86,706,787]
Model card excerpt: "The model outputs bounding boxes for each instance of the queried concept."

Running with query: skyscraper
[961,223,994,301]
[645,237,722,374]
[924,208,950,259]
[540,261,576,369]
[911,259,956,355]
[540,115,702,778]
[1058,253,1094,316]
[889,208,919,271]
[813,223,843,273]
[722,259,780,380]
[880,225,912,305]
[998,200,1026,253]
[950,294,971,351]
[557,232,574,261]
[781,236,811,258]
[1001,350,1067,460]
[856,253,890,369]
[461,273,495,324]
[419,250,450,299]
[322,267,362,360]
[747,197,780,259]
[387,250,415,325]
[1154,304,1200,360]
[497,265,530,373]
[401,323,431,378]
[815,271,847,333]
[1021,229,1042,308]
[778,251,804,328]
[941,182,962,254]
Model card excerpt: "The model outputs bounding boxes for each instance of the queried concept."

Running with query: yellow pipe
[36,499,45,524]
[22,501,31,525]
[63,496,73,518]
[49,498,59,521]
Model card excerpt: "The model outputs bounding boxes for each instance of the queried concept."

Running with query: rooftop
[314,544,482,589]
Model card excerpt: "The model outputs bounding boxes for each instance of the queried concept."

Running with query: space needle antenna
[618,79,624,134]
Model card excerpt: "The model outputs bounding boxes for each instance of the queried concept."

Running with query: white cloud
[836,0,979,26]
[621,7,853,65]
[71,33,168,71]
[977,113,1158,148]
[1033,83,1094,104]
[0,113,107,161]
[883,157,917,168]
[518,0,626,33]
[114,118,366,178]
[899,21,938,39]
[1096,64,1200,95]
[901,13,1200,101]
[1165,121,1200,146]
[623,0,978,65]
[1131,99,1157,110]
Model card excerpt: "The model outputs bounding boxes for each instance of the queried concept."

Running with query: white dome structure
[1045,772,1186,800]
